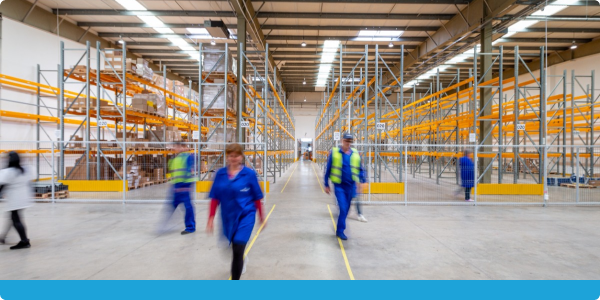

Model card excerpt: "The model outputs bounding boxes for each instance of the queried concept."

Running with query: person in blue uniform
[206,143,265,280]
[324,133,367,240]
[459,149,475,202]
[166,142,196,234]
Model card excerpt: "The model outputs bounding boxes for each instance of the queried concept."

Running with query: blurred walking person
[0,152,33,250]
[166,142,196,235]
[324,133,367,240]
[459,150,475,202]
[206,143,265,280]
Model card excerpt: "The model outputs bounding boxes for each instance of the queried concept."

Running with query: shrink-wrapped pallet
[201,84,236,113]
[206,127,235,149]
[202,44,236,74]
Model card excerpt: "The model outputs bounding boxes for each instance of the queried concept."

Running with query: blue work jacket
[209,166,264,244]
[459,156,475,188]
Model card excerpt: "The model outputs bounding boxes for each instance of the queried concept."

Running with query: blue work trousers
[334,184,354,235]
[172,190,195,232]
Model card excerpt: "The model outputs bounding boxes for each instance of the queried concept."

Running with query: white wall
[0,17,101,143]
[291,106,319,159]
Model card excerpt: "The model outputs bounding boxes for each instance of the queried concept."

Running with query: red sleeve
[209,199,219,218]
[254,200,264,222]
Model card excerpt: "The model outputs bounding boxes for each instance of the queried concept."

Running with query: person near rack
[0,151,33,250]
[206,143,265,280]
[324,133,367,240]
[165,142,196,234]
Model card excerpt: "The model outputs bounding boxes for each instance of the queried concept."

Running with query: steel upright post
[96,42,102,181]
[85,41,91,180]
[59,41,65,181]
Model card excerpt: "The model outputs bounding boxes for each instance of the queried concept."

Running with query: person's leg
[334,185,350,237]
[181,191,196,233]
[0,212,12,243]
[465,187,471,200]
[355,199,362,215]
[11,210,28,242]
[231,243,247,280]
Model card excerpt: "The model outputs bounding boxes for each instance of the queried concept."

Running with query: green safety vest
[330,147,361,184]
[168,153,196,184]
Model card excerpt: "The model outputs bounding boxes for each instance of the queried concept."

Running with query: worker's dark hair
[225,143,244,156]
[7,151,24,174]
[463,149,472,156]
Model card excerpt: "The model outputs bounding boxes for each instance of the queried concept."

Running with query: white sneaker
[357,214,368,222]
[465,199,474,202]
[242,256,248,274]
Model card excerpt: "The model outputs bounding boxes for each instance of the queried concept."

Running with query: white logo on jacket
[241,187,250,192]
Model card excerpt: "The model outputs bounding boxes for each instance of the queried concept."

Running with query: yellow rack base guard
[196,181,270,193]
[59,180,128,192]
[476,184,544,195]
[369,182,404,194]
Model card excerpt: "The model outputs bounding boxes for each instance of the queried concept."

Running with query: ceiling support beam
[21,0,39,22]
[504,38,600,76]
[53,9,455,20]
[78,22,440,32]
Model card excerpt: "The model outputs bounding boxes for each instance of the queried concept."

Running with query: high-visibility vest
[330,147,361,184]
[168,153,195,183]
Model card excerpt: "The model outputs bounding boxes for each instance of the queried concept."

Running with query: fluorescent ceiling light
[532,5,567,16]
[502,2,573,38]
[323,40,340,50]
[321,52,336,63]
[138,16,166,28]
[356,30,404,41]
[187,28,209,35]
[358,30,404,37]
[179,45,196,51]
[116,0,146,11]
[154,27,174,34]
[168,37,190,46]
[319,65,331,73]
[552,0,578,4]
[117,0,200,61]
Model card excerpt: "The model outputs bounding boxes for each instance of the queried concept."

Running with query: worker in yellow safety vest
[323,133,367,240]
[166,142,197,235]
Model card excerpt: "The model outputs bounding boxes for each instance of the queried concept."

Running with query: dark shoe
[181,230,195,235]
[10,241,31,250]
[0,238,5,244]
[336,232,348,240]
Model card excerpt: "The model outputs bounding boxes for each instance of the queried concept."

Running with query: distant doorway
[300,138,313,161]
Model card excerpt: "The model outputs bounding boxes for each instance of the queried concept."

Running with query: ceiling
[31,0,600,94]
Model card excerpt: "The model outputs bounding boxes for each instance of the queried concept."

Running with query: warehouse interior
[0,0,599,279]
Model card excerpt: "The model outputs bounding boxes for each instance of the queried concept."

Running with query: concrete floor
[1,160,600,279]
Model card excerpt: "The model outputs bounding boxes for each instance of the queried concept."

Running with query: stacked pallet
[32,182,69,200]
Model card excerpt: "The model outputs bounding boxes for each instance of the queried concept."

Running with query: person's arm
[359,158,367,184]
[254,200,264,223]
[323,151,333,188]
[249,172,265,224]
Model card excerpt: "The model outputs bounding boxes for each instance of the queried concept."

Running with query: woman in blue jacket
[459,150,475,202]
[206,143,265,280]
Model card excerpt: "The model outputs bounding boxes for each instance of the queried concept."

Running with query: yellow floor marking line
[228,204,276,280]
[311,162,325,193]
[280,162,299,193]
[327,204,355,280]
